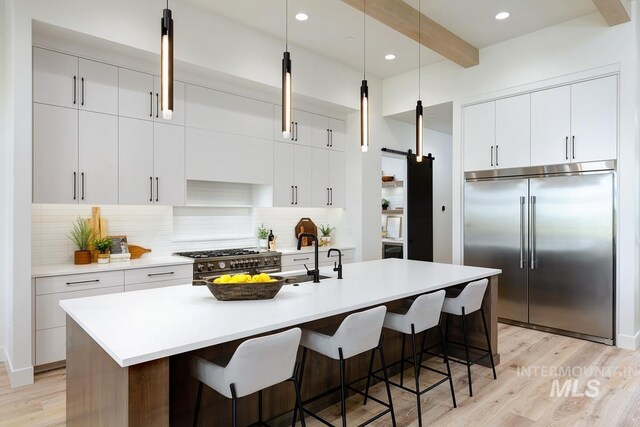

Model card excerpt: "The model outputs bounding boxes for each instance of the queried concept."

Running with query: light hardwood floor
[1,324,640,426]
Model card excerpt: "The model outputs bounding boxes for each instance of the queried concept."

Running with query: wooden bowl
[201,276,286,301]
[382,175,395,182]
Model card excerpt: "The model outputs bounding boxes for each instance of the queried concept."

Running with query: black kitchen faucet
[327,248,343,279]
[297,233,320,283]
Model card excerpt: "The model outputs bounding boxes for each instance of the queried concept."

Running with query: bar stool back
[190,328,304,427]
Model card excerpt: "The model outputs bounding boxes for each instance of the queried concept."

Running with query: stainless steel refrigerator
[464,162,615,345]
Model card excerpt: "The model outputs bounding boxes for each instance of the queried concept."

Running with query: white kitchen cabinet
[273,106,313,146]
[272,141,312,207]
[530,85,571,166]
[328,118,345,152]
[154,123,185,206]
[153,77,185,125]
[124,264,192,292]
[185,84,272,140]
[78,58,118,115]
[312,115,345,151]
[119,68,155,121]
[463,102,495,172]
[186,127,273,185]
[311,149,345,207]
[281,248,355,272]
[570,76,617,163]
[33,47,78,108]
[119,117,155,204]
[78,111,119,204]
[495,94,531,169]
[33,103,79,204]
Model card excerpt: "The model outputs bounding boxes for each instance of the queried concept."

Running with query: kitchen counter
[61,259,501,425]
[31,256,193,278]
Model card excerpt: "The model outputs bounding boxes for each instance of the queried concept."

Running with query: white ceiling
[389,101,453,135]
[183,0,599,79]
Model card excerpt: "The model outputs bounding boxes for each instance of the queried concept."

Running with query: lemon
[219,275,232,283]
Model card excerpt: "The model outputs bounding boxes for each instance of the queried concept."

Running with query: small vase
[259,239,268,249]
[382,205,388,211]
[320,236,331,247]
[97,253,110,264]
[74,250,92,265]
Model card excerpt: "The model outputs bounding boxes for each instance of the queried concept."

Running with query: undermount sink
[283,274,332,284]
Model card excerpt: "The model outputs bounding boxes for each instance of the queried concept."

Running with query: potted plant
[93,237,112,264]
[382,198,390,210]
[257,224,269,249]
[319,224,335,247]
[68,216,93,265]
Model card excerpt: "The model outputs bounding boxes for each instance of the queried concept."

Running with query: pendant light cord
[285,0,289,51]
[363,0,366,80]
[418,0,421,99]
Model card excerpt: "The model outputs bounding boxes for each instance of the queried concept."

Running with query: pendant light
[360,0,369,152]
[282,0,292,139]
[415,0,423,162]
[161,0,174,120]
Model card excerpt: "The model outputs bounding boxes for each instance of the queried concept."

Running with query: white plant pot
[97,255,110,264]
[320,236,331,246]
[259,239,268,249]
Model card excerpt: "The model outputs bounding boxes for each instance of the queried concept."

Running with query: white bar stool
[364,290,456,427]
[437,278,497,397]
[294,305,396,427]
[190,328,305,427]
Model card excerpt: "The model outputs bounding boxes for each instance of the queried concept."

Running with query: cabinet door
[530,85,571,166]
[118,68,154,121]
[118,117,154,204]
[33,48,78,109]
[153,77,185,125]
[312,114,331,149]
[78,59,118,115]
[293,110,313,146]
[311,149,330,207]
[273,142,295,207]
[570,76,617,162]
[293,145,313,207]
[463,102,495,171]
[495,94,530,169]
[154,123,185,206]
[329,150,345,208]
[78,111,118,204]
[33,103,78,203]
[328,118,345,151]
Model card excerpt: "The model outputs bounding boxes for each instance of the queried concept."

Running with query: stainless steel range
[174,248,282,282]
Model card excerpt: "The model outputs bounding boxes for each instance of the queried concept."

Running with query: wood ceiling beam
[592,0,630,26]
[341,0,479,68]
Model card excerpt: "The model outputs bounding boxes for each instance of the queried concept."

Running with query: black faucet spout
[327,248,343,279]
[297,233,320,283]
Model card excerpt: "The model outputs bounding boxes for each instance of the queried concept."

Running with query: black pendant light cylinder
[282,51,292,138]
[416,100,423,162]
[360,79,369,152]
[161,7,174,119]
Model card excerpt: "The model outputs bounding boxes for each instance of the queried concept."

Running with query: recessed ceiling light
[295,12,309,21]
[384,54,396,60]
[495,11,510,20]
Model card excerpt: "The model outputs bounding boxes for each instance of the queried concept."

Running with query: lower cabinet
[280,249,355,273]
[33,263,192,368]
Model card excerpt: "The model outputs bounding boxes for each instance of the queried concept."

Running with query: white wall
[0,0,7,362]
[383,7,639,348]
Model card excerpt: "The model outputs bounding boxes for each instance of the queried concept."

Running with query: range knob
[207,262,215,271]
[196,264,205,272]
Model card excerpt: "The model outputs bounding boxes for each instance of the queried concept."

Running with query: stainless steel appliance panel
[464,179,529,323]
[528,173,614,339]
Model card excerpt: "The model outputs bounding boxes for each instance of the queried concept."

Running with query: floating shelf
[382,180,404,188]
[382,209,404,215]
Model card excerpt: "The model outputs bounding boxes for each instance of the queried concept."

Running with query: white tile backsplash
[32,204,349,266]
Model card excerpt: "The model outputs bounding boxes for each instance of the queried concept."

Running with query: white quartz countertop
[32,256,193,278]
[60,259,500,367]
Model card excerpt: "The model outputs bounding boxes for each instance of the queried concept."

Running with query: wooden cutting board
[129,245,152,259]
[294,218,317,247]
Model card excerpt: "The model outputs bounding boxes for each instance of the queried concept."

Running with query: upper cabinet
[118,68,154,121]
[465,74,618,172]
[33,48,117,115]
[273,107,313,146]
[153,77,185,126]
[312,115,345,151]
[185,84,272,140]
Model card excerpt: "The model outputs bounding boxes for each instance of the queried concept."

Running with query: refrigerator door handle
[530,195,537,269]
[520,196,525,269]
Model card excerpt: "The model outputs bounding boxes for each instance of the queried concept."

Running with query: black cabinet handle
[291,185,294,205]
[495,145,499,166]
[565,136,569,160]
[293,257,310,262]
[327,188,330,206]
[156,93,159,118]
[295,122,298,141]
[81,77,85,106]
[150,177,153,202]
[66,279,100,286]
[81,172,85,200]
[150,92,153,117]
[330,129,333,147]
[73,172,76,200]
[572,136,575,159]
[330,188,333,205]
[490,146,494,167]
[73,76,77,104]
[156,177,159,202]
[327,129,330,147]
[148,271,174,277]
[295,186,298,205]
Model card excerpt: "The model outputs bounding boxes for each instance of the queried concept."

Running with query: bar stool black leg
[290,375,306,427]
[378,344,397,427]
[193,381,203,427]
[439,323,457,408]
[400,333,406,386]
[363,346,376,405]
[461,307,473,397]
[338,348,347,427]
[230,384,238,427]
[480,307,497,379]
[258,389,263,424]
[292,348,308,425]
[410,325,423,427]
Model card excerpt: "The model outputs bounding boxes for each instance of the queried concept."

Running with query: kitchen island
[61,259,500,426]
